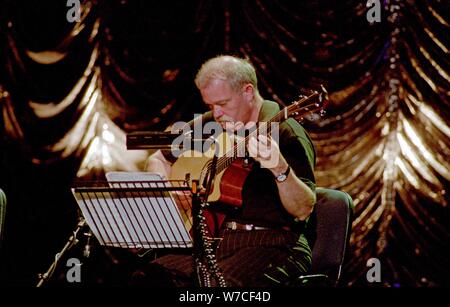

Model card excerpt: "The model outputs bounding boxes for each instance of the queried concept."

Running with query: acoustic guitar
[170,87,328,207]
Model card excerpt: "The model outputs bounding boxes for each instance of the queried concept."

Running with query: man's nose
[213,106,224,118]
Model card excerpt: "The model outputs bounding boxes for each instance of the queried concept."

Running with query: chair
[301,187,354,287]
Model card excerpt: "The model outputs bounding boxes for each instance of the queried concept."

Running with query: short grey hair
[194,55,259,93]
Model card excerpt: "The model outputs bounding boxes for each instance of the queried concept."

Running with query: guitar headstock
[287,85,329,123]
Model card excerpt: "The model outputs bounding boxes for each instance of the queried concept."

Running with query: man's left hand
[248,134,287,172]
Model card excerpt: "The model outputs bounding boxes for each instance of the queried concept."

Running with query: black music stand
[71,174,193,250]
[36,175,194,287]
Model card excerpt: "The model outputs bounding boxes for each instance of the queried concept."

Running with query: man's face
[200,79,253,129]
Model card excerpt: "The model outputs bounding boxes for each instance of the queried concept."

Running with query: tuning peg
[320,84,329,99]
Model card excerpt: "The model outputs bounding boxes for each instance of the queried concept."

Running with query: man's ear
[242,84,254,101]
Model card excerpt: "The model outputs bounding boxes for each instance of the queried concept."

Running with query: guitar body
[219,161,251,207]
[170,132,251,207]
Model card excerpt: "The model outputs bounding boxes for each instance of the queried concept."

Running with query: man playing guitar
[134,55,321,287]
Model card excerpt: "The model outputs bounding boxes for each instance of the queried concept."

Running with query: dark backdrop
[0,0,449,287]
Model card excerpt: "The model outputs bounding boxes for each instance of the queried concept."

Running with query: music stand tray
[71,172,193,250]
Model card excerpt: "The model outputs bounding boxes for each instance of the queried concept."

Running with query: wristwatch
[275,165,291,183]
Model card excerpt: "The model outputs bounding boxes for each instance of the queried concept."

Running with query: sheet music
[72,172,192,249]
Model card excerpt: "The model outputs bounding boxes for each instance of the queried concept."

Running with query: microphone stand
[193,154,226,287]
[193,154,217,287]
[36,217,86,287]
